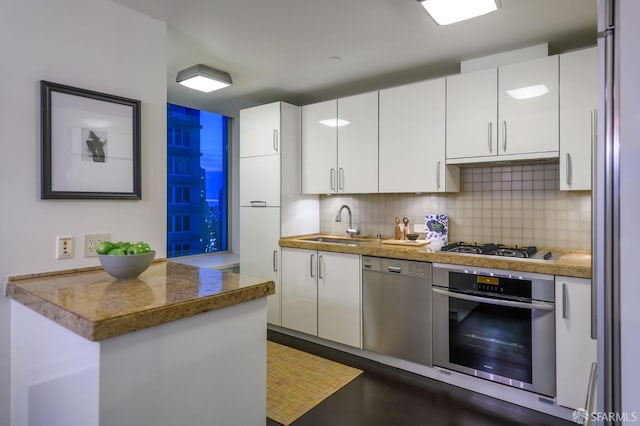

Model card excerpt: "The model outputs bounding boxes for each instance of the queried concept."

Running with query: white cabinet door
[555,276,597,409]
[239,102,281,158]
[239,156,280,207]
[560,47,597,191]
[446,68,498,161]
[281,248,318,335]
[240,207,281,325]
[498,55,559,158]
[380,78,458,193]
[337,92,379,193]
[317,251,361,348]
[301,100,338,194]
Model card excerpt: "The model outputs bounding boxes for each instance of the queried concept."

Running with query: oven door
[432,287,556,397]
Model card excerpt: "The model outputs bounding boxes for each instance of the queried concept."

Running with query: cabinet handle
[338,168,345,191]
[584,362,597,426]
[591,109,598,339]
[330,169,336,190]
[310,254,315,277]
[502,120,507,152]
[250,200,267,207]
[488,122,493,153]
[318,255,324,279]
[591,278,597,340]
[566,153,573,186]
[562,283,568,319]
[591,109,596,151]
[436,161,441,189]
[272,250,278,272]
[273,129,279,152]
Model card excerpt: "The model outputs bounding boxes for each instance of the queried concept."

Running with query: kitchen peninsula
[6,261,274,426]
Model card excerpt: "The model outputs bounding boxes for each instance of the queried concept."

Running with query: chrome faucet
[335,204,360,237]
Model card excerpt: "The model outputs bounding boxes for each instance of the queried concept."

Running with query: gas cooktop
[440,242,561,262]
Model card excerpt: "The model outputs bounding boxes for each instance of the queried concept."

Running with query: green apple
[96,241,114,255]
[107,248,126,256]
[127,245,145,255]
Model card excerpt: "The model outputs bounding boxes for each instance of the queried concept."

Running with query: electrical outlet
[84,233,111,257]
[413,223,426,233]
[56,236,73,259]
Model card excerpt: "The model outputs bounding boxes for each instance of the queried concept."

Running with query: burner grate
[441,242,538,258]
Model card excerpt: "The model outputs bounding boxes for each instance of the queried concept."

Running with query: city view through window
[167,103,228,257]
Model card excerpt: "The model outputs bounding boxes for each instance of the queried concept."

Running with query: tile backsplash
[320,163,591,251]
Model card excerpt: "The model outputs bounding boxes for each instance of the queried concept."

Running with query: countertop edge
[6,267,275,342]
[279,235,592,279]
[91,281,275,341]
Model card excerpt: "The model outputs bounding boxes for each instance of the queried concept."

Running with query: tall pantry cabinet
[239,102,319,325]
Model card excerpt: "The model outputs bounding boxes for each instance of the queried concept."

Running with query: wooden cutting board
[381,239,430,247]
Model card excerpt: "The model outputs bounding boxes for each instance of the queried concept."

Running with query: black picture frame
[41,81,141,199]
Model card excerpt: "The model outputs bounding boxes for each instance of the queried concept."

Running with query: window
[167,103,229,257]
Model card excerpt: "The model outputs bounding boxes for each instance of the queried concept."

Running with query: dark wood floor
[267,330,573,426]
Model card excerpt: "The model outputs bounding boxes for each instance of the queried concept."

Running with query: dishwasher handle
[387,266,401,274]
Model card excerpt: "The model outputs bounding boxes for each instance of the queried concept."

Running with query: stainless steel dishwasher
[362,256,432,366]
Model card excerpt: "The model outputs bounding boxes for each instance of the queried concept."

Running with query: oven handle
[432,287,554,311]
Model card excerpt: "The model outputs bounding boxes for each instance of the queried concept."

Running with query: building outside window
[167,103,228,257]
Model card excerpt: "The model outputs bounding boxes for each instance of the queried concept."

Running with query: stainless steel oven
[432,263,556,397]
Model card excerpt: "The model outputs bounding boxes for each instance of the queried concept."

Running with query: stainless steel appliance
[432,263,556,396]
[362,256,432,366]
[440,242,561,261]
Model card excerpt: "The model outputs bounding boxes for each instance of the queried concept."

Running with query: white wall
[618,0,640,414]
[0,0,167,424]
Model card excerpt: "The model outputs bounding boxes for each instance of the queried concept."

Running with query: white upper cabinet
[560,47,597,191]
[446,55,559,164]
[380,78,458,193]
[337,92,379,194]
[302,93,378,194]
[239,102,282,158]
[301,100,338,194]
[498,55,559,158]
[446,67,498,160]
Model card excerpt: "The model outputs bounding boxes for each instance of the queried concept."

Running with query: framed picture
[41,81,141,199]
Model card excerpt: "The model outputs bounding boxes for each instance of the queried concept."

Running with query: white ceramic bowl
[98,251,156,279]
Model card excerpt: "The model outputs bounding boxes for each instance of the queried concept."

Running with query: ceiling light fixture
[176,64,232,93]
[418,0,500,26]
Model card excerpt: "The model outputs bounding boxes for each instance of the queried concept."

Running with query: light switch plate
[56,236,73,259]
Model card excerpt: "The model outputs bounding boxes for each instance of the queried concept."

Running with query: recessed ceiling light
[176,64,232,93]
[418,0,499,26]
[506,84,549,100]
[329,56,342,63]
[319,118,351,127]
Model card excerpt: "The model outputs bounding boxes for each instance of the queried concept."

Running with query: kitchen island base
[11,298,267,426]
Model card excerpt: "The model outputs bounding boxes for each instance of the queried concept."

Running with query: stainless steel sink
[304,237,367,246]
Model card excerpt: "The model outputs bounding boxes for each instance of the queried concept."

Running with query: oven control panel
[450,272,532,299]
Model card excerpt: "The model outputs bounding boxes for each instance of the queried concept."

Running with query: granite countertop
[280,235,592,279]
[5,260,275,341]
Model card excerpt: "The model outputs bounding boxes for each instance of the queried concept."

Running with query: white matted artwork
[42,81,141,199]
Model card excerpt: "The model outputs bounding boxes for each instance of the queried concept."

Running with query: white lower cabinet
[555,276,597,409]
[281,247,361,348]
[240,207,281,325]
